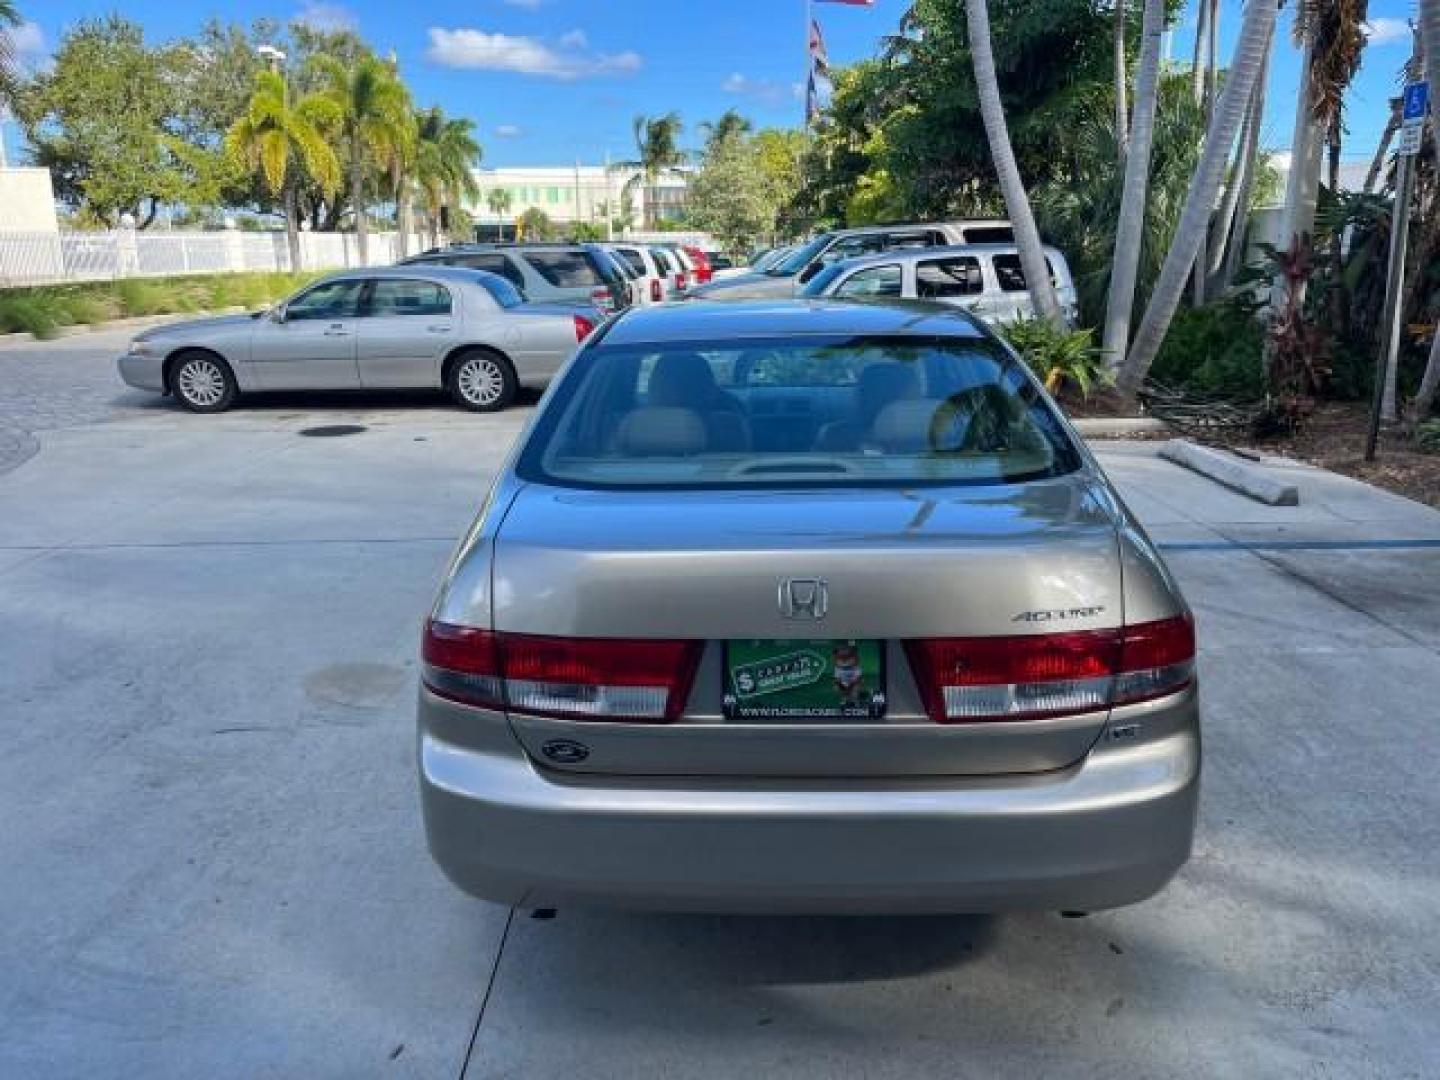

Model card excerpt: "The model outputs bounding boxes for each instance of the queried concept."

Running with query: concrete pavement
[1,335,1438,1078]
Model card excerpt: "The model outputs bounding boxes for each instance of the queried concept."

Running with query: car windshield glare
[518,335,1081,490]
[771,236,831,276]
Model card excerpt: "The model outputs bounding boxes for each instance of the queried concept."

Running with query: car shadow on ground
[116,386,544,416]
[519,910,1001,986]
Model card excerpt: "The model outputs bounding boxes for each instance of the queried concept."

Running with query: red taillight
[905,614,1194,723]
[422,621,702,723]
[573,314,595,341]
[650,278,663,302]
[675,273,687,291]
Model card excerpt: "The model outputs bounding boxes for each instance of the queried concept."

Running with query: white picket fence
[0,228,430,288]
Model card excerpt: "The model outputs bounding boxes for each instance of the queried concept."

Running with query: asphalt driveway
[1,332,1438,1078]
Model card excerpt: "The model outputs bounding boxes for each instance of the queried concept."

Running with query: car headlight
[127,339,155,356]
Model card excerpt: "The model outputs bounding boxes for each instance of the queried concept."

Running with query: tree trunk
[1211,18,1273,280]
[395,179,411,260]
[1117,0,1282,399]
[1363,98,1401,193]
[351,136,369,266]
[1405,0,1440,425]
[284,182,303,273]
[1270,26,1322,318]
[1191,0,1222,306]
[1102,0,1167,371]
[1217,28,1273,293]
[1114,0,1129,156]
[964,0,1063,325]
[1190,0,1209,104]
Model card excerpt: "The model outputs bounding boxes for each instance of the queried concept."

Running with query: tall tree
[1114,0,1130,154]
[700,109,752,152]
[1215,27,1275,292]
[310,52,412,263]
[1406,0,1440,425]
[963,0,1062,325]
[1102,0,1168,370]
[413,106,481,247]
[486,187,513,240]
[614,112,686,229]
[0,1,25,112]
[225,69,341,272]
[1117,0,1282,397]
[18,16,193,227]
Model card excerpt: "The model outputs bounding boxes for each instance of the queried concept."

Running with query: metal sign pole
[1366,70,1428,463]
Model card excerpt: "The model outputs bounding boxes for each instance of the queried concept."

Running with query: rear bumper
[420,692,1200,914]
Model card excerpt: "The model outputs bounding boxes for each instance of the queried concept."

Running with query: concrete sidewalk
[0,398,1436,1079]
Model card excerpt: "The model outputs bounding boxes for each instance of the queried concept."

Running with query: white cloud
[6,21,46,64]
[1364,18,1410,46]
[494,124,523,137]
[721,72,793,106]
[295,1,358,32]
[426,28,641,79]
[558,29,588,49]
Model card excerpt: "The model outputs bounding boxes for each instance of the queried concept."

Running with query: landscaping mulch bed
[1239,402,1440,512]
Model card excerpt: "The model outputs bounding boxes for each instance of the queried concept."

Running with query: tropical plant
[412,106,481,247]
[1116,0,1282,399]
[1406,0,1440,425]
[613,112,686,229]
[1148,297,1267,399]
[962,0,1062,325]
[225,69,341,274]
[310,52,413,263]
[0,0,24,110]
[699,109,752,152]
[515,207,555,242]
[486,187,513,241]
[1415,419,1440,452]
[687,131,772,254]
[1101,0,1166,370]
[1005,319,1112,397]
[1215,25,1275,294]
[1261,238,1331,431]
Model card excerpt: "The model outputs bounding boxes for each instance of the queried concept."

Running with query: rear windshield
[471,271,523,309]
[650,248,677,273]
[772,235,832,275]
[525,250,605,287]
[798,262,849,296]
[993,254,1060,292]
[516,335,1081,490]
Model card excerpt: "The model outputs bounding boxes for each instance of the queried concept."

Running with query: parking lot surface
[2,333,1438,1078]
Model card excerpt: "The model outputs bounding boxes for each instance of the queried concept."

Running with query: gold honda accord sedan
[418,299,1199,914]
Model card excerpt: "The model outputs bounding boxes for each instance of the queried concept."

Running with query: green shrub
[59,294,113,325]
[114,279,169,317]
[1005,318,1112,398]
[1150,301,1266,398]
[1416,420,1440,454]
[0,294,63,337]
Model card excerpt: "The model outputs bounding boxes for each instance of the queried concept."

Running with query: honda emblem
[778,577,828,620]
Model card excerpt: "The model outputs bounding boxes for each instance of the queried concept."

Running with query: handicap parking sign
[1402,81,1429,123]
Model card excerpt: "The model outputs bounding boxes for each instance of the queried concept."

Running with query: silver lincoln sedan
[117,265,599,413]
[419,299,1199,914]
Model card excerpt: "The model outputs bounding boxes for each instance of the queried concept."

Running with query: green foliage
[1415,420,1440,453]
[687,130,774,254]
[515,208,556,242]
[0,272,320,335]
[1004,319,1111,398]
[1149,300,1266,399]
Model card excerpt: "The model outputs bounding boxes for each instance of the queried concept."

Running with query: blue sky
[6,0,1422,169]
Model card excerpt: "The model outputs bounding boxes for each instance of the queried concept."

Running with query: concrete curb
[0,307,256,346]
[1159,438,1301,506]
[1072,417,1170,438]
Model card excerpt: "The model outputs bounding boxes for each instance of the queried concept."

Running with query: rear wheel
[447,349,516,412]
[170,351,238,413]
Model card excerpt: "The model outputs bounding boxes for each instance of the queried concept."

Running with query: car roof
[321,264,494,284]
[600,299,989,346]
[815,243,1068,273]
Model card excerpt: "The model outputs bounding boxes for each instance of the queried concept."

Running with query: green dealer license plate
[723,639,886,721]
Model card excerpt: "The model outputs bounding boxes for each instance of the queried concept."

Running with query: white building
[467,165,689,238]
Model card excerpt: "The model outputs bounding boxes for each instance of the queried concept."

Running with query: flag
[808,17,829,75]
[806,70,821,125]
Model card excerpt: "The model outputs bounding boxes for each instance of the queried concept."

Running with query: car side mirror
[270,304,287,324]
[797,262,821,285]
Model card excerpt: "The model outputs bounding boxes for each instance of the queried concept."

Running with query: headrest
[649,353,718,405]
[615,407,707,457]
[869,399,947,454]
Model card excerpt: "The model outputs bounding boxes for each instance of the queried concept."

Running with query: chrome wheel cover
[177,358,226,407]
[457,356,504,406]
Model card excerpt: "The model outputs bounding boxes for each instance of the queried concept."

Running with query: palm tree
[1214,27,1274,294]
[1101,0,1167,371]
[1117,0,1282,398]
[1114,0,1130,155]
[963,0,1062,325]
[0,1,23,113]
[700,109,752,153]
[413,106,481,247]
[487,187,513,241]
[1406,1,1440,426]
[310,53,412,264]
[613,112,685,229]
[226,69,342,274]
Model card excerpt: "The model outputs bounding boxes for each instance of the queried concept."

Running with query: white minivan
[799,244,1080,327]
